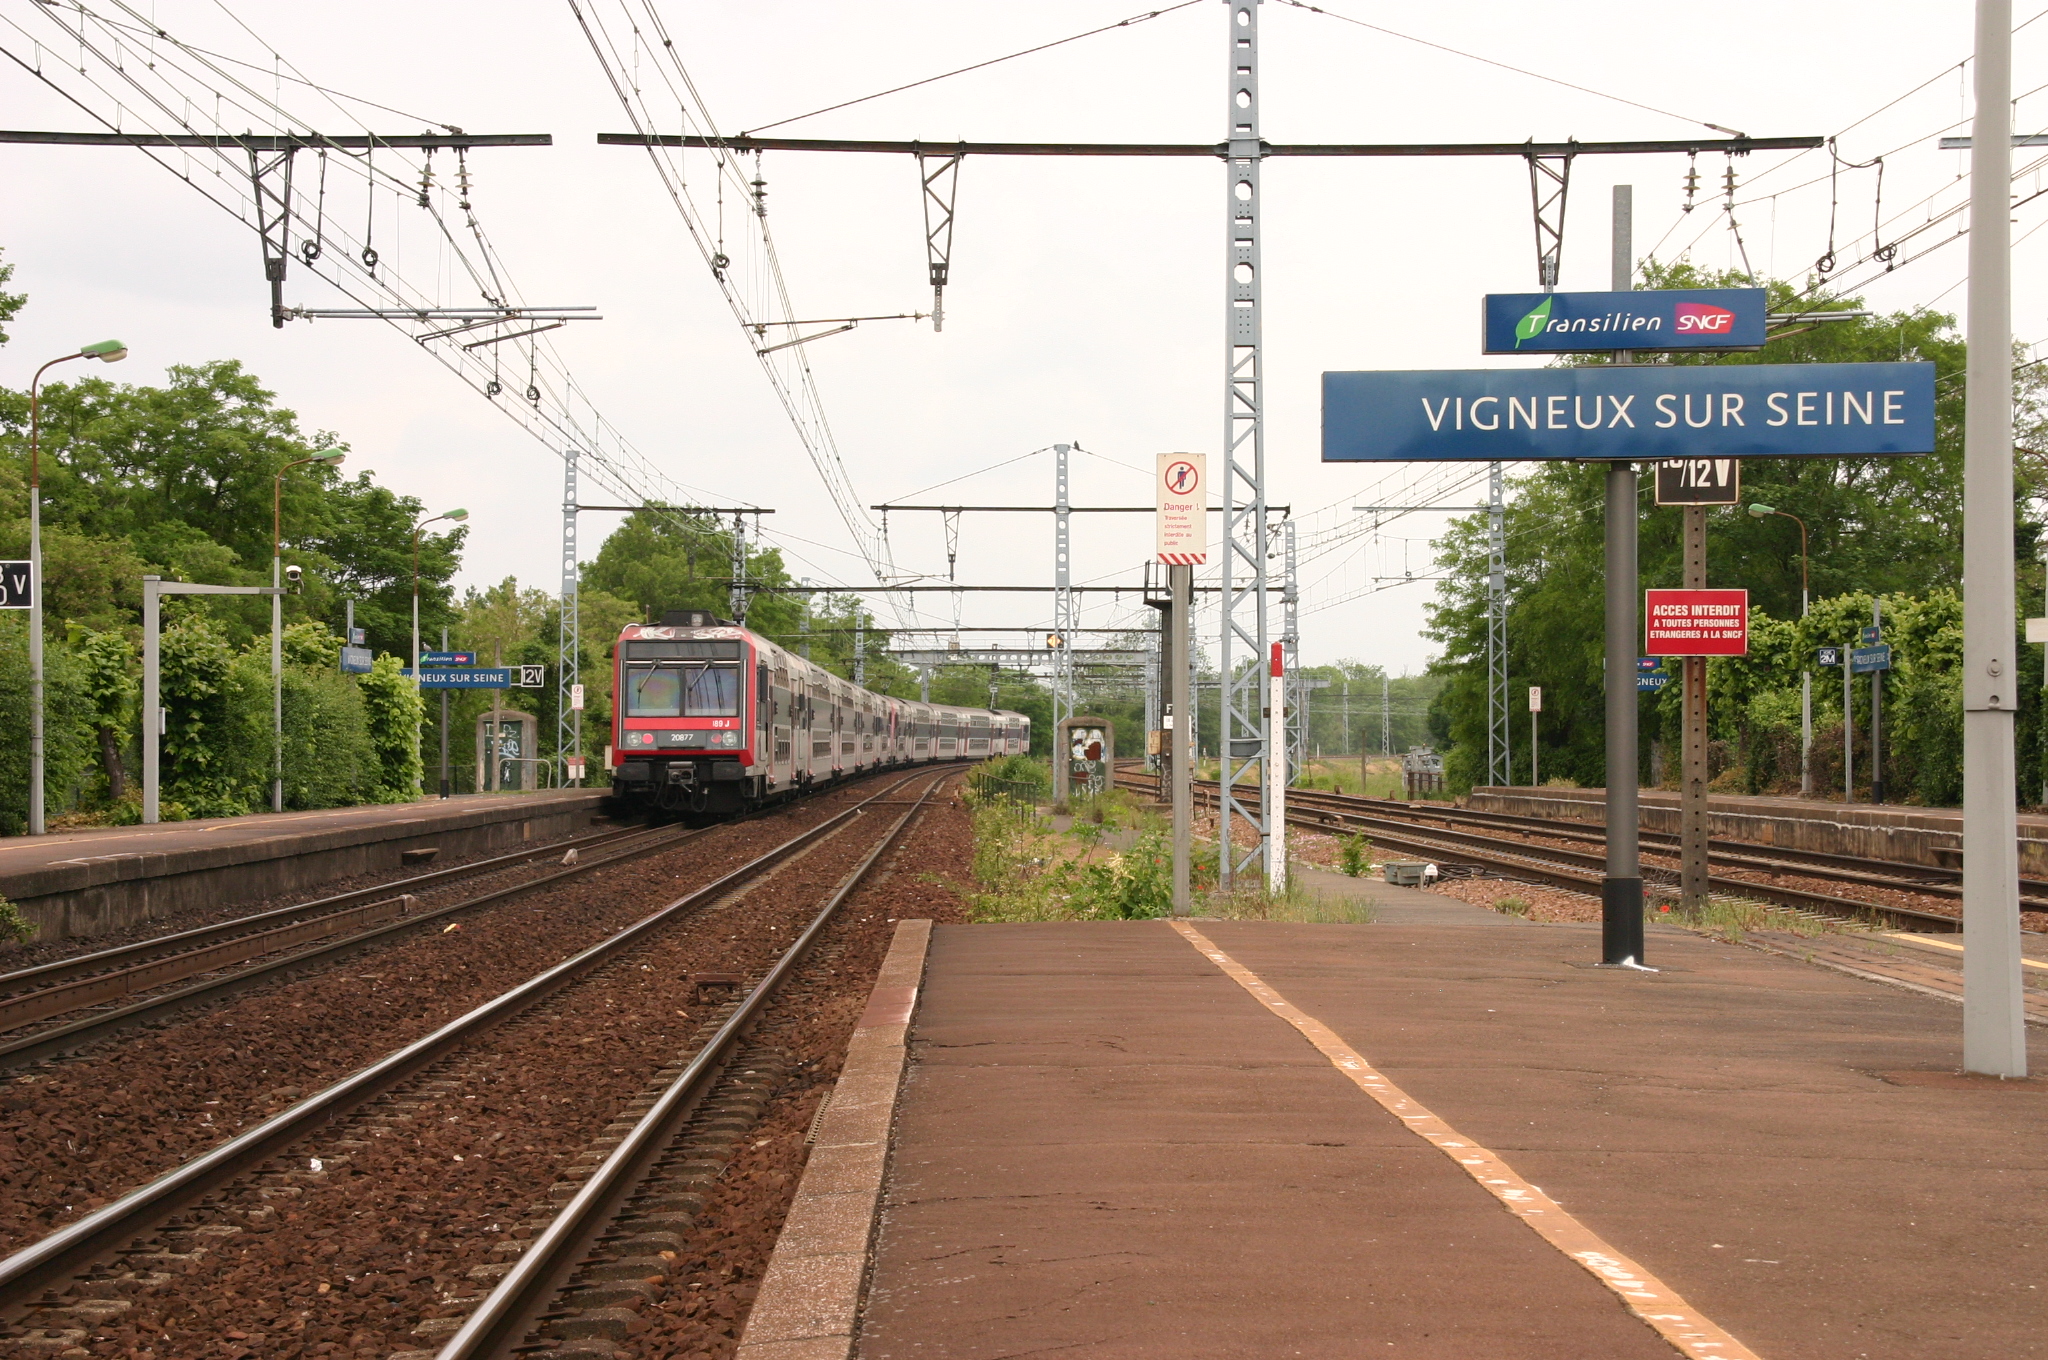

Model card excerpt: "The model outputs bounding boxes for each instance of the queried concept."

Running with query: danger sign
[1645,589,1749,656]
[1156,453,1207,565]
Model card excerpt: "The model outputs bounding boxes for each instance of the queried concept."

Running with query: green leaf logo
[1514,297,1553,347]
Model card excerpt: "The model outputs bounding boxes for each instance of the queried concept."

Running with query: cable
[742,2,1204,135]
[1278,0,1747,137]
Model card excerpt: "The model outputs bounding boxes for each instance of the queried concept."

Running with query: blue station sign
[1321,362,1936,463]
[1483,288,1768,354]
[404,667,513,689]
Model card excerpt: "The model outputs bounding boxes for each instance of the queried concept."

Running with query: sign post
[1647,586,1750,911]
[1156,453,1206,915]
[1528,685,1542,787]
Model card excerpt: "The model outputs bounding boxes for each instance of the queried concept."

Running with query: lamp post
[272,451,347,812]
[412,509,469,795]
[1749,503,1811,796]
[26,339,127,835]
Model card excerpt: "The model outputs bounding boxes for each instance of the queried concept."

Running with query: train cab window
[624,657,740,717]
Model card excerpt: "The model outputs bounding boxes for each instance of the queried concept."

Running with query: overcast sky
[4,1,2043,676]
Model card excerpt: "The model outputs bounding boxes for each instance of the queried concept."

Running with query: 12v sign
[1654,459,1740,506]
[0,560,30,609]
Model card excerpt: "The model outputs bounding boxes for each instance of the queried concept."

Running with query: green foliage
[0,894,33,945]
[158,616,254,816]
[70,624,137,800]
[1337,832,1372,878]
[0,248,24,347]
[359,653,424,801]
[0,616,95,833]
[1424,264,2044,803]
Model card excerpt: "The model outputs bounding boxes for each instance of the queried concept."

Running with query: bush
[359,653,424,801]
[0,616,104,835]
[0,894,34,945]
[1337,832,1372,878]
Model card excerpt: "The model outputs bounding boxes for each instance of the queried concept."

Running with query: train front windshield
[622,640,743,718]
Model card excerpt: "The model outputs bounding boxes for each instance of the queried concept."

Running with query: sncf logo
[1674,303,1737,334]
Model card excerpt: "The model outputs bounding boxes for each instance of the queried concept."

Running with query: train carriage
[606,610,1030,818]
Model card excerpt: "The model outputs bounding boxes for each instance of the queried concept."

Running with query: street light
[26,340,127,836]
[1750,502,1813,795]
[413,509,469,796]
[272,451,347,812]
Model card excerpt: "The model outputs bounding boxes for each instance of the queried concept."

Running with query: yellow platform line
[1169,920,1760,1360]
[1882,931,2048,972]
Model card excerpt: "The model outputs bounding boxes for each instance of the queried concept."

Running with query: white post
[1961,0,2029,1077]
[142,576,161,825]
[1268,641,1286,894]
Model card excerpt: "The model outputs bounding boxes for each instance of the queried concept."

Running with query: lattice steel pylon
[559,446,581,784]
[1219,2,1276,891]
[1052,442,1076,732]
[1487,461,1509,786]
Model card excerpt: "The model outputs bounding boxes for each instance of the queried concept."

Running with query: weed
[0,895,35,946]
[1336,832,1373,878]
[1495,895,1532,918]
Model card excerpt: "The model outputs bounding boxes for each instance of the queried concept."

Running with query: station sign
[348,627,367,646]
[1156,453,1207,565]
[1645,589,1749,656]
[421,651,476,665]
[0,560,31,609]
[1817,645,1842,667]
[339,645,374,674]
[1653,458,1740,506]
[406,667,513,689]
[1637,656,1671,691]
[1851,644,1893,674]
[1484,288,1768,354]
[1860,625,1882,645]
[1320,362,1936,462]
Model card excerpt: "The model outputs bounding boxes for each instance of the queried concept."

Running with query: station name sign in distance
[1321,362,1936,462]
[1484,288,1767,354]
[402,665,545,690]
[0,560,31,609]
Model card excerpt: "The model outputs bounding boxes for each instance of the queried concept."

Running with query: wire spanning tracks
[1117,773,1976,932]
[0,767,949,1323]
[0,821,706,1068]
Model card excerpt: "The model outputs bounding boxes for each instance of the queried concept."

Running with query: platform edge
[734,917,932,1358]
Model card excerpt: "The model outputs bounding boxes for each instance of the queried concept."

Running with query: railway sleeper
[390,1013,791,1359]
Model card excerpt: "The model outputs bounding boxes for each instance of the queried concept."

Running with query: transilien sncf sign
[1483,288,1768,353]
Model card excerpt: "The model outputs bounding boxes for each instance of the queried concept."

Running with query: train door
[771,658,792,790]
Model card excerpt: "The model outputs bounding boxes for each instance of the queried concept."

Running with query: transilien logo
[1513,297,1553,348]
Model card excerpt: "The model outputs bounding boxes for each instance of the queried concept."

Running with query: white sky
[4,1,2044,676]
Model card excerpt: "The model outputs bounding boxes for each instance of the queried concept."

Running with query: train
[606,609,1032,817]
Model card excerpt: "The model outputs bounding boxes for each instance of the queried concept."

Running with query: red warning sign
[1645,589,1749,656]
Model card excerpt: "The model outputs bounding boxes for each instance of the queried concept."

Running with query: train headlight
[624,731,653,748]
[715,729,741,749]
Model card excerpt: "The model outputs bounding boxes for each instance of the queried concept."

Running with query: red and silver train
[607,610,1031,817]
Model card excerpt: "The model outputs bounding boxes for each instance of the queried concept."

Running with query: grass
[1205,876,1376,924]
[1653,892,1857,942]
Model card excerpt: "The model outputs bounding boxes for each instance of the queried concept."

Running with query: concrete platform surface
[0,790,606,940]
[861,917,2047,1360]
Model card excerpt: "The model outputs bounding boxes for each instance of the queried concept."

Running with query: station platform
[741,892,2046,1360]
[0,790,607,941]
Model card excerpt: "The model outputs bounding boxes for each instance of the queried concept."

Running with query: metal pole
[1844,642,1854,802]
[1268,641,1286,894]
[560,447,580,786]
[1532,708,1539,787]
[142,576,160,825]
[1170,563,1193,915]
[853,612,865,686]
[1871,599,1885,802]
[1220,1,1273,890]
[1487,460,1508,785]
[1961,0,2028,1077]
[27,472,42,837]
[1053,442,1073,732]
[1603,184,1644,964]
[1680,504,1709,910]
[272,550,283,812]
[440,626,451,799]
[1800,522,1812,797]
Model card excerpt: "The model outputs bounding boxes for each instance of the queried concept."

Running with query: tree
[1424,264,2042,798]
[70,626,136,800]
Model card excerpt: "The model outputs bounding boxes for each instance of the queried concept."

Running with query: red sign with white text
[1645,589,1749,656]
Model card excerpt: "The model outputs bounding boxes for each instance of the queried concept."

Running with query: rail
[0,767,942,1309]
[436,766,954,1357]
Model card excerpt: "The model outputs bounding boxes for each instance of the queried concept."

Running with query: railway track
[1116,771,2002,932]
[0,765,955,1349]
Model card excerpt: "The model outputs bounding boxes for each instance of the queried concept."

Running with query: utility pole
[1680,502,1710,911]
[1220,4,1277,893]
[1282,518,1304,785]
[853,611,866,687]
[1603,183,1645,966]
[1381,673,1391,759]
[1961,0,2028,1078]
[729,513,748,624]
[798,578,812,660]
[440,625,451,798]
